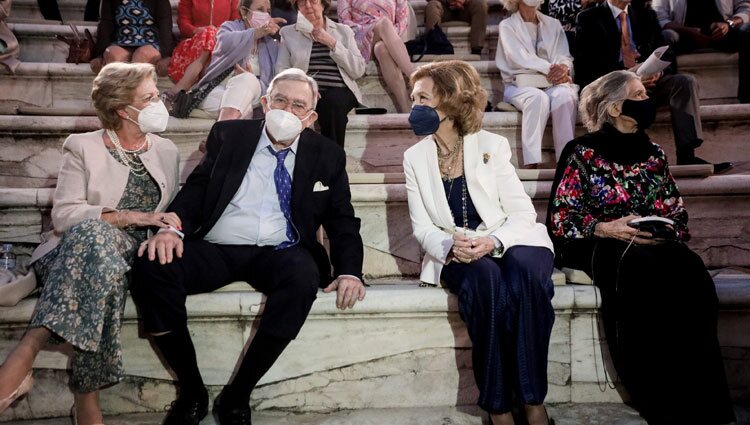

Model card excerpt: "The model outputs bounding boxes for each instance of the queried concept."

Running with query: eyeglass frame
[265,94,315,118]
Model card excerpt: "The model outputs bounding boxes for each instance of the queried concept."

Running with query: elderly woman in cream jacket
[403,60,555,425]
[276,0,366,147]
[0,63,180,425]
[496,0,578,168]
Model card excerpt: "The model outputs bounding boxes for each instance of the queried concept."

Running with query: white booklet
[636,46,673,76]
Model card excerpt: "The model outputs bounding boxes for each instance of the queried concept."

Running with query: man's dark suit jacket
[167,119,364,288]
[574,2,664,88]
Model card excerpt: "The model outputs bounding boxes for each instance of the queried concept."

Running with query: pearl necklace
[106,129,151,176]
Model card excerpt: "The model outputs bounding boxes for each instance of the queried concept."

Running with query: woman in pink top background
[338,0,414,112]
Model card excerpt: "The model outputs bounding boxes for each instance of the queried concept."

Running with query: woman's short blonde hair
[579,70,639,132]
[410,60,487,137]
[91,62,157,130]
[502,0,540,14]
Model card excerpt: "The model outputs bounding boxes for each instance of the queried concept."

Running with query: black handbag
[167,66,235,118]
[404,25,454,63]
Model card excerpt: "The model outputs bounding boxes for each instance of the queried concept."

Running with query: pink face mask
[249,10,271,28]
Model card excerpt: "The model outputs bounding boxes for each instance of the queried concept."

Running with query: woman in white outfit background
[496,0,579,167]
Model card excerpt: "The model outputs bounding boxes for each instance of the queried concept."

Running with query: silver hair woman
[546,70,736,425]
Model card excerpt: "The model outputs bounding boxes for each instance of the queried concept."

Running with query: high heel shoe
[0,371,33,413]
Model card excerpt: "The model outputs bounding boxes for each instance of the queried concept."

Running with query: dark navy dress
[439,175,555,413]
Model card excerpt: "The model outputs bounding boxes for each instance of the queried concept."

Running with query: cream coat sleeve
[275,30,292,74]
[488,138,541,249]
[497,18,553,76]
[404,153,454,264]
[51,137,115,232]
[329,24,366,80]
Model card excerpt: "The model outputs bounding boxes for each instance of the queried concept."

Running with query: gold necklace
[438,137,463,181]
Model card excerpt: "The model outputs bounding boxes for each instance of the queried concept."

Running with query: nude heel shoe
[0,371,33,413]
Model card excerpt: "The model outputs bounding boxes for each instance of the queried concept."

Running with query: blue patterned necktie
[267,146,299,249]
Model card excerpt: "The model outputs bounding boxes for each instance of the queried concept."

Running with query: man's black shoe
[676,156,733,174]
[214,392,252,425]
[713,161,733,173]
[163,392,208,425]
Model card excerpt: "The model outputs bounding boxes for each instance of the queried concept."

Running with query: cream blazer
[495,11,575,84]
[403,130,554,285]
[30,129,181,262]
[653,0,750,27]
[276,17,366,103]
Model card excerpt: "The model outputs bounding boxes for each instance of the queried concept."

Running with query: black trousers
[441,246,555,413]
[648,73,703,163]
[315,86,358,148]
[131,241,319,340]
[557,239,735,425]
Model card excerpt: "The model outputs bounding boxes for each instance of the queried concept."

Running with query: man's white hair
[267,68,319,109]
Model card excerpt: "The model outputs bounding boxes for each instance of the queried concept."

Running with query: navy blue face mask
[408,105,447,136]
[621,98,656,130]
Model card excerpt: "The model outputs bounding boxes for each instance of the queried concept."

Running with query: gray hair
[579,70,640,132]
[267,68,319,109]
[502,0,541,13]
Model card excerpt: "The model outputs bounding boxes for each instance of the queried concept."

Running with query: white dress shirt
[204,127,299,246]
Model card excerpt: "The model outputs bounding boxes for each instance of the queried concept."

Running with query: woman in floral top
[547,70,734,425]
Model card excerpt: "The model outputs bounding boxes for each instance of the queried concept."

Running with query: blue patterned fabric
[114,0,159,49]
[267,146,298,249]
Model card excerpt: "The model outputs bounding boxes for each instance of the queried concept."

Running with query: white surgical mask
[249,10,271,28]
[265,108,308,143]
[295,11,315,34]
[522,0,543,7]
[127,100,169,133]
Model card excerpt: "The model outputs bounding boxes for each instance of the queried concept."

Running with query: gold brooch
[483,153,490,164]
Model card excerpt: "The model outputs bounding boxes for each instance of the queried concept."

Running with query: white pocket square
[313,181,329,192]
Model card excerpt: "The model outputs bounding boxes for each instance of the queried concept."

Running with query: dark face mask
[408,105,446,136]
[620,98,656,131]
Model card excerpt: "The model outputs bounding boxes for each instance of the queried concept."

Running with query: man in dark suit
[131,68,366,425]
[575,0,731,170]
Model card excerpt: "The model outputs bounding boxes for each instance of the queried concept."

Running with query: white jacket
[653,0,750,27]
[403,130,553,285]
[495,11,574,83]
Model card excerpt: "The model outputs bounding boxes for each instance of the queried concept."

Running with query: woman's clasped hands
[450,231,496,263]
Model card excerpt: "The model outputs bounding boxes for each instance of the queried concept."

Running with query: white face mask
[295,11,314,33]
[127,100,169,133]
[522,0,543,7]
[265,108,310,143]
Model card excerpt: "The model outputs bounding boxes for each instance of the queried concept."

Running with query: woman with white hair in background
[495,0,578,168]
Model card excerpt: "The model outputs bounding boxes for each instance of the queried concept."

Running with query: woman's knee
[373,40,390,61]
[501,246,553,281]
[132,45,161,64]
[522,89,550,113]
[374,17,396,36]
[67,219,117,239]
[103,45,130,63]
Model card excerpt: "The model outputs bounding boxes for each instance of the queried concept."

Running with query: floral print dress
[31,147,161,393]
[549,142,689,241]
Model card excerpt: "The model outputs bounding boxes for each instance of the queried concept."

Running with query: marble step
[0,104,748,188]
[7,0,507,27]
[0,404,657,425]
[2,167,750,275]
[0,271,747,421]
[8,21,496,65]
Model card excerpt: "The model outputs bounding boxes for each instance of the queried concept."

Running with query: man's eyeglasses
[268,95,312,117]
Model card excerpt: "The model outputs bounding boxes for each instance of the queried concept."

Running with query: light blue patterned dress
[31,147,161,393]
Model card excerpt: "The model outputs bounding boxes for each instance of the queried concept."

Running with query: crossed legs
[371,18,415,113]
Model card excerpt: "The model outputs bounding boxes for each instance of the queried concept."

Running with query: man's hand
[323,276,366,310]
[640,71,662,88]
[710,21,730,40]
[137,231,184,264]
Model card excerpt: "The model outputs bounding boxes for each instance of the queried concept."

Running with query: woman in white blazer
[496,0,578,167]
[0,63,181,425]
[403,60,555,425]
[276,0,366,146]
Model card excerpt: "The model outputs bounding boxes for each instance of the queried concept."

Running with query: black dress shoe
[713,161,733,173]
[163,393,208,425]
[676,156,733,174]
[213,392,252,425]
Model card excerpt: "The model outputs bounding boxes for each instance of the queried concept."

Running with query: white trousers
[192,72,262,119]
[504,83,578,165]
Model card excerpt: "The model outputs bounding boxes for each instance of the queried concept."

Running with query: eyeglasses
[268,95,312,117]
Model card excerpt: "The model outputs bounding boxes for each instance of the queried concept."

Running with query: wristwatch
[726,19,736,29]
[490,236,505,256]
